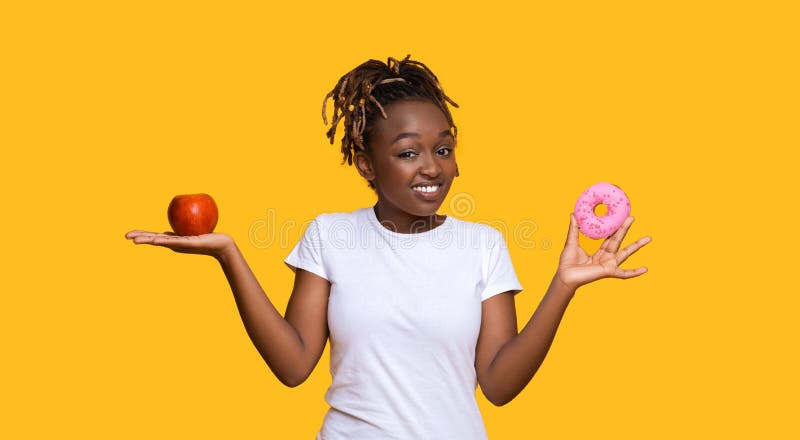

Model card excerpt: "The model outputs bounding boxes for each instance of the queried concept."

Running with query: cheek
[441,158,458,173]
[378,160,416,178]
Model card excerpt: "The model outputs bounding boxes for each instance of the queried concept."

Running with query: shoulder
[311,207,368,223]
[447,216,507,247]
[306,207,370,234]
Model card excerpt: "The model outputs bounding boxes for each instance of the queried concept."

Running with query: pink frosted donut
[574,182,631,239]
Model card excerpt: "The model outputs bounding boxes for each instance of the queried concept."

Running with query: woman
[126,55,651,439]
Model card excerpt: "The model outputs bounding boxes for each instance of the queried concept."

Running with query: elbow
[487,394,512,407]
[278,371,308,388]
[262,353,313,388]
[265,363,304,388]
[276,366,313,388]
[278,374,305,388]
[482,384,518,407]
[479,379,508,406]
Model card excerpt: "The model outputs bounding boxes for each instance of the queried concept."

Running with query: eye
[398,151,418,159]
[437,147,453,157]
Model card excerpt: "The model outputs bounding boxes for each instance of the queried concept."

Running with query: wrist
[552,271,578,298]
[214,239,239,264]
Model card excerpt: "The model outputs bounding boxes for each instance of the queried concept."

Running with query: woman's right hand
[125,230,234,259]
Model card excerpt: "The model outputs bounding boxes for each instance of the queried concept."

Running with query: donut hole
[593,203,608,217]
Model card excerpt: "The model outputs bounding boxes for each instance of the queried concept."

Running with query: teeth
[412,185,440,193]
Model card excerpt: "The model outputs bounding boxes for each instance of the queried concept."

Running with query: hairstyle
[321,55,459,189]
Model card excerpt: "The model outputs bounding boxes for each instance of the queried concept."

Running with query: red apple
[167,193,219,236]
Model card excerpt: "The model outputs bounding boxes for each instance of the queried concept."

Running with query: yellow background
[2,1,797,438]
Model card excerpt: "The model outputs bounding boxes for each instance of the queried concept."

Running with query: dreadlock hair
[322,55,459,189]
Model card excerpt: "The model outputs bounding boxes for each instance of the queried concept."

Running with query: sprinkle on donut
[573,182,631,239]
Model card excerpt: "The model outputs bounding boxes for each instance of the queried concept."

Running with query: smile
[411,184,441,193]
[411,184,443,200]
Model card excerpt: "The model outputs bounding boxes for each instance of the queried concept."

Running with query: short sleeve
[480,229,523,301]
[284,217,329,281]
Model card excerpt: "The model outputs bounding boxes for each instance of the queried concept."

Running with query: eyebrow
[391,129,453,145]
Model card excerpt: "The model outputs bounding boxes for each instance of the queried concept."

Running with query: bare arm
[125,230,331,387]
[475,278,574,406]
[475,214,651,406]
[216,243,331,387]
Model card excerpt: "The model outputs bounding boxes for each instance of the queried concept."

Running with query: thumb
[565,212,579,246]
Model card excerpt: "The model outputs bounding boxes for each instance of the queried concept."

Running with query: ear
[354,151,376,182]
[455,165,460,177]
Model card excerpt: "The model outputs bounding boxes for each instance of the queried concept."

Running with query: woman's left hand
[556,213,651,291]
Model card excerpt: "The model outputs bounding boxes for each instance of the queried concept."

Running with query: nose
[419,151,443,178]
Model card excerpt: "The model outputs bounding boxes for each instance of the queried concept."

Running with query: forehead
[370,100,450,139]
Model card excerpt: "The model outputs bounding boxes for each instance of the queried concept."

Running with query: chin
[412,188,450,214]
[412,207,442,217]
[409,199,446,217]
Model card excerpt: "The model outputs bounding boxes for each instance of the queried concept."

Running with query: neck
[373,203,445,234]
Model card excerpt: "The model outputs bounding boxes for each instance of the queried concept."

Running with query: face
[354,99,458,220]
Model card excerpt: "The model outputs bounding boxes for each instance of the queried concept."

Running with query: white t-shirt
[284,207,523,440]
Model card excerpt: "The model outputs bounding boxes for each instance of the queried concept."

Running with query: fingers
[126,229,180,242]
[125,230,148,239]
[601,216,635,253]
[565,212,580,246]
[125,230,178,245]
[131,233,165,245]
[126,230,178,238]
[616,235,652,265]
[614,266,649,279]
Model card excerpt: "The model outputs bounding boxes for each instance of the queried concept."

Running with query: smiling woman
[321,55,461,234]
[353,100,458,232]
[125,54,651,440]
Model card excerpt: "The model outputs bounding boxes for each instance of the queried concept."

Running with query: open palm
[125,230,234,259]
[556,213,651,290]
